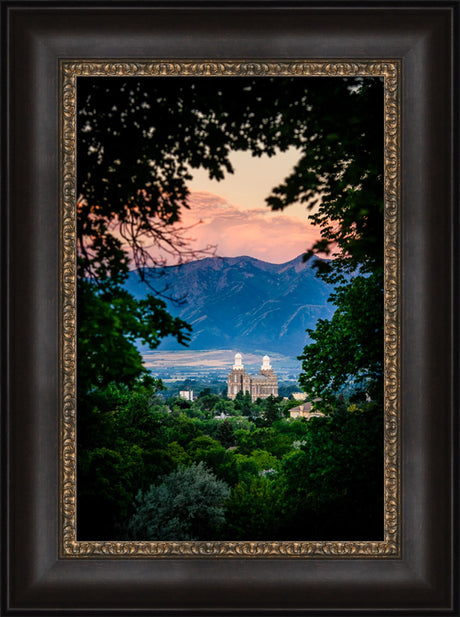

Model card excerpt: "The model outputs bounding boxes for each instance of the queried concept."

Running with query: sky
[170,147,321,265]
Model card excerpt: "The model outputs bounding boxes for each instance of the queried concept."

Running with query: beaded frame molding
[60,60,400,558]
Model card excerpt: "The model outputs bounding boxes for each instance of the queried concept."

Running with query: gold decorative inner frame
[60,60,400,558]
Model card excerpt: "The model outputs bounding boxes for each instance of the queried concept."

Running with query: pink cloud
[107,190,325,267]
[178,191,321,264]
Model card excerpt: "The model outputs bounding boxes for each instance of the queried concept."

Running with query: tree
[223,477,283,540]
[165,414,200,447]
[214,419,236,449]
[298,273,383,407]
[188,435,228,476]
[279,402,383,539]
[281,80,385,404]
[77,382,175,539]
[127,462,230,540]
[262,395,282,426]
[214,399,236,416]
[234,391,253,417]
[196,392,220,413]
[266,79,384,278]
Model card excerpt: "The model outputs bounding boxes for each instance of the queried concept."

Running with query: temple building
[227,353,278,402]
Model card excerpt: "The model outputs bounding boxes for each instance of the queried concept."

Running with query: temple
[227,353,278,402]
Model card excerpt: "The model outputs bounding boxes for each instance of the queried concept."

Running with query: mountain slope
[126,255,335,358]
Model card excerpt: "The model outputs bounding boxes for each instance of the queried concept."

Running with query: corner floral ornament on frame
[60,60,400,558]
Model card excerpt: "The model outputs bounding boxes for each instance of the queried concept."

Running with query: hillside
[126,254,335,359]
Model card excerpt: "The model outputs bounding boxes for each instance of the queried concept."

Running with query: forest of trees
[78,387,382,540]
[76,74,384,541]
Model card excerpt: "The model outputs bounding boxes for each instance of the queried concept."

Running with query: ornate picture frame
[2,1,457,613]
[62,59,399,559]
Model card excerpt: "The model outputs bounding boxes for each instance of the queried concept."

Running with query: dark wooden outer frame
[1,1,458,614]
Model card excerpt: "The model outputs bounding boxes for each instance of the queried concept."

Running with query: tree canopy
[77,383,383,540]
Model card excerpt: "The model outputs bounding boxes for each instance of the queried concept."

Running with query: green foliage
[232,455,259,484]
[299,273,383,407]
[166,441,191,467]
[214,419,236,449]
[224,416,255,432]
[196,392,221,412]
[188,435,228,476]
[234,391,253,416]
[265,79,384,278]
[261,395,282,426]
[165,414,201,447]
[271,418,309,439]
[78,378,383,540]
[213,399,237,416]
[77,274,191,397]
[127,462,231,540]
[78,445,142,527]
[278,383,303,398]
[223,477,283,540]
[279,402,383,539]
[241,449,280,473]
[288,80,384,406]
[77,382,174,539]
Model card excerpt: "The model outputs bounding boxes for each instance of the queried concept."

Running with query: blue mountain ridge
[125,254,335,359]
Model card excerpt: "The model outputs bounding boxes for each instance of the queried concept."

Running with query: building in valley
[179,390,194,401]
[227,353,278,402]
[289,401,324,420]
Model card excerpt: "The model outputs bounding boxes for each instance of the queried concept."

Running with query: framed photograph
[67,65,393,554]
[2,1,458,614]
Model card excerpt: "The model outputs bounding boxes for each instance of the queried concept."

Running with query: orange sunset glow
[164,148,321,265]
[180,190,320,264]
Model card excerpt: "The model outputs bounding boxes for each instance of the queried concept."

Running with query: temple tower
[227,353,278,401]
[227,353,250,399]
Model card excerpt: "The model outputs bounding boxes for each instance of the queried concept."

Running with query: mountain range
[126,254,335,359]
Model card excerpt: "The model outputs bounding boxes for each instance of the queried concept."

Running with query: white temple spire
[261,355,271,370]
